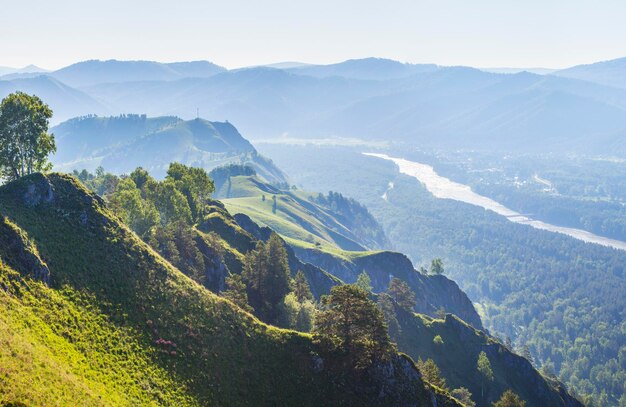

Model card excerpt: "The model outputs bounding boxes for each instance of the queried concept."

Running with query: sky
[2,0,626,70]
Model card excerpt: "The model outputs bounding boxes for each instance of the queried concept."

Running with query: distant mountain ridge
[51,115,287,182]
[50,59,226,87]
[554,56,626,90]
[5,56,626,153]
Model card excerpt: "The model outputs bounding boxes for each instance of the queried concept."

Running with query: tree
[477,351,494,399]
[355,271,372,292]
[387,277,417,311]
[153,180,193,226]
[430,258,444,275]
[109,177,159,236]
[314,284,394,370]
[416,358,447,391]
[377,292,401,341]
[451,387,475,407]
[148,220,205,282]
[222,274,253,313]
[0,92,55,181]
[166,162,214,221]
[281,292,315,332]
[242,234,291,324]
[293,270,314,302]
[492,390,526,407]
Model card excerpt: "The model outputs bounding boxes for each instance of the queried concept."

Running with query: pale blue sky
[2,0,626,70]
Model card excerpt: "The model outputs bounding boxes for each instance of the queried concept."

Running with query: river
[365,153,626,251]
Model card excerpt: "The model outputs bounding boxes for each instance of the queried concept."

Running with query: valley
[365,152,626,251]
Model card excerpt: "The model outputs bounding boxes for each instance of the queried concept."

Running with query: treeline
[311,191,389,249]
[208,163,256,194]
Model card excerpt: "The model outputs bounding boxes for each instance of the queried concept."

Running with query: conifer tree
[492,389,526,407]
[242,233,291,324]
[314,284,394,370]
[477,351,494,399]
[222,274,253,313]
[387,277,417,311]
[293,270,314,302]
[355,271,372,292]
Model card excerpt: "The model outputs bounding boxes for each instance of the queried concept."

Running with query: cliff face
[233,213,340,297]
[293,246,483,330]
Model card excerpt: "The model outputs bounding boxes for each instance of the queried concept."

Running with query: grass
[0,173,450,406]
[222,176,366,251]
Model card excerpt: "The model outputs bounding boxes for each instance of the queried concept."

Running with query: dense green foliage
[492,390,526,407]
[0,92,55,181]
[242,234,292,325]
[261,144,621,405]
[314,285,394,370]
[387,277,417,311]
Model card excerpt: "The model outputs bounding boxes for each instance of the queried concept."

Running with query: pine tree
[492,389,526,407]
[293,270,314,302]
[477,351,494,399]
[355,271,372,292]
[387,277,417,311]
[222,274,253,313]
[451,387,475,407]
[376,292,401,341]
[242,234,291,324]
[430,258,444,275]
[416,358,448,391]
[314,284,394,370]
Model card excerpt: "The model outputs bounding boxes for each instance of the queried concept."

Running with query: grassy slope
[0,173,451,407]
[221,176,369,252]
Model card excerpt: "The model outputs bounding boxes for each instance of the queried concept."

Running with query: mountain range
[4,57,626,155]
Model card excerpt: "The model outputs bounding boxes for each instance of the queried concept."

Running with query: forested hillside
[262,143,626,405]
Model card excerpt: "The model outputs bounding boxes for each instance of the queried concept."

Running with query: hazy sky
[2,0,626,70]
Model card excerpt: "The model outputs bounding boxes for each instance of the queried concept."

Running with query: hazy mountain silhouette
[5,57,626,154]
[554,56,626,90]
[51,59,226,87]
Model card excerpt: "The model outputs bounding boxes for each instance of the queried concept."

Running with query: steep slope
[51,115,287,181]
[193,200,340,299]
[395,311,582,407]
[219,174,482,328]
[0,173,456,406]
[261,143,626,403]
